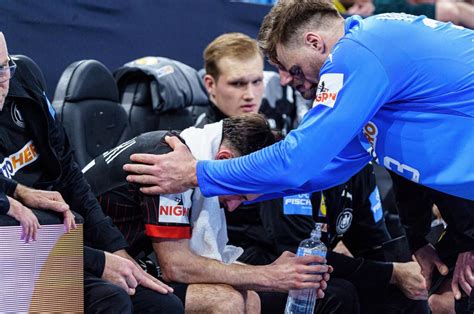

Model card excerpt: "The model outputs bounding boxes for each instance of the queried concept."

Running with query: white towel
[180,122,243,264]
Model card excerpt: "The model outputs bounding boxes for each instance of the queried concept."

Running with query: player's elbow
[159,260,182,282]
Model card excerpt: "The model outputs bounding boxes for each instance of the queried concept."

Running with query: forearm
[199,136,371,198]
[159,249,272,290]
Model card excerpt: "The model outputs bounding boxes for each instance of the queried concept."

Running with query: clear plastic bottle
[284,223,327,314]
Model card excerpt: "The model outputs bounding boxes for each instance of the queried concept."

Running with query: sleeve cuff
[84,217,129,253]
[0,193,10,215]
[196,160,210,197]
[84,246,106,277]
[3,177,18,197]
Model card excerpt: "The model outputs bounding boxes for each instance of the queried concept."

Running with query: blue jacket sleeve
[198,40,391,197]
[250,137,372,202]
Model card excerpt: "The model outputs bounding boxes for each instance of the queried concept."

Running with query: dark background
[0,0,272,96]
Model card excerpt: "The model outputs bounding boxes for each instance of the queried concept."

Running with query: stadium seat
[11,54,48,91]
[53,60,131,168]
[114,56,209,136]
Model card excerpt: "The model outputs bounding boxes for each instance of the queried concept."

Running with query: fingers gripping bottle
[285,223,327,314]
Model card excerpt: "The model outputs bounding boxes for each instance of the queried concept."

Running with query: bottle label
[297,248,326,258]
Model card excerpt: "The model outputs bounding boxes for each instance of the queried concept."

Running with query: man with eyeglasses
[0,55,15,110]
[0,32,184,313]
[124,1,473,312]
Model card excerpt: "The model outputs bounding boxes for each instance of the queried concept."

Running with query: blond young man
[195,33,264,127]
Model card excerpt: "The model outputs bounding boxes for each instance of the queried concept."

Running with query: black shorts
[164,282,188,305]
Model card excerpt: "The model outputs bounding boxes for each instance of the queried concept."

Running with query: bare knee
[243,290,261,314]
[185,284,245,314]
[212,286,245,313]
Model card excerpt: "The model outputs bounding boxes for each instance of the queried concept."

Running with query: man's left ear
[305,32,325,54]
[216,149,234,160]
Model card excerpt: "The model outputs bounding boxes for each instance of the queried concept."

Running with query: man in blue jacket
[124,0,473,312]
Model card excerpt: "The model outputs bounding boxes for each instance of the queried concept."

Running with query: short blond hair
[258,0,342,64]
[204,32,263,80]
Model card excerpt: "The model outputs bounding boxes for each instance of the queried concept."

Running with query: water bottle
[285,223,327,314]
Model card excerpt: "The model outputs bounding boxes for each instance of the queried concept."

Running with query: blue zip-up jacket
[197,14,474,201]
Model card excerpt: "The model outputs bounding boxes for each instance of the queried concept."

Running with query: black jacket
[0,176,17,214]
[390,172,474,258]
[194,102,227,128]
[6,57,128,276]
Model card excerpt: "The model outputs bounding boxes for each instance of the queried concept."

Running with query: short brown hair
[258,0,342,64]
[222,113,275,156]
[204,32,263,80]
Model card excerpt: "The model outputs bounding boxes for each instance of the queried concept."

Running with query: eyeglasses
[0,56,17,83]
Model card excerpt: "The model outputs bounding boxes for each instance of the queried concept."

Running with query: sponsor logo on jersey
[336,208,353,234]
[369,187,383,222]
[159,205,189,217]
[363,121,378,148]
[283,193,312,216]
[159,193,191,224]
[0,140,39,179]
[284,196,311,206]
[375,13,416,22]
[313,73,343,108]
[363,121,379,159]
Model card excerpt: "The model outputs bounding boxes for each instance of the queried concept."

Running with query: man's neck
[324,20,346,54]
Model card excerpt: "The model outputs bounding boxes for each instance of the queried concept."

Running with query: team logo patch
[313,73,344,108]
[159,193,191,224]
[363,121,378,148]
[335,208,353,235]
[11,103,25,128]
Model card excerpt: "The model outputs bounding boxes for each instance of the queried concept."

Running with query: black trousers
[258,278,360,314]
[84,271,184,313]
